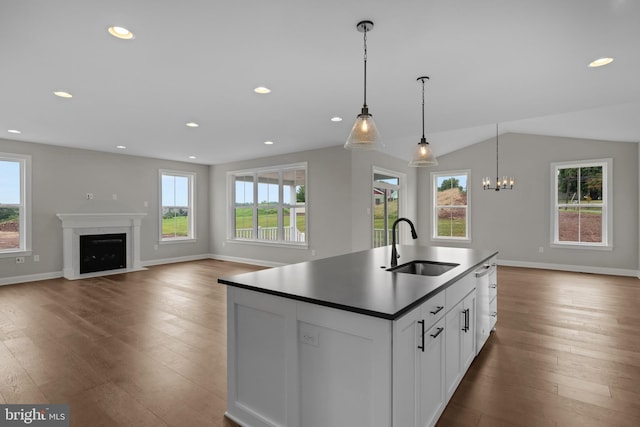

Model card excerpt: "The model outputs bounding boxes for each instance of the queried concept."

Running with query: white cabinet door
[392,304,422,427]
[460,291,476,372]
[393,296,446,427]
[444,288,476,400]
[444,299,464,399]
[420,318,445,427]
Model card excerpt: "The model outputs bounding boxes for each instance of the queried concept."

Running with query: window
[552,159,611,248]
[432,170,469,241]
[0,153,31,257]
[372,169,401,248]
[229,163,307,245]
[160,170,195,241]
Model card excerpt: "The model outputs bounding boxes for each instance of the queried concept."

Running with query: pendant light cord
[421,79,426,139]
[495,124,499,181]
[363,28,368,108]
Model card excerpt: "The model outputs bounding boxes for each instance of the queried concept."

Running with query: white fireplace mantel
[57,212,147,280]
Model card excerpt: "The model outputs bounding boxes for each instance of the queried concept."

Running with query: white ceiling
[1,0,639,165]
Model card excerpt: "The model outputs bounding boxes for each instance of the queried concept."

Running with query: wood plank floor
[1,260,639,426]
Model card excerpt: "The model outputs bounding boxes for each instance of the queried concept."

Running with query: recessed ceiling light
[116,145,127,149]
[108,26,135,40]
[7,129,21,134]
[254,86,271,94]
[588,57,614,68]
[331,116,343,122]
[264,140,274,145]
[188,156,197,159]
[185,122,199,128]
[54,91,73,98]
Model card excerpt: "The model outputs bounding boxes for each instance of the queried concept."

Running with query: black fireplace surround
[80,233,126,274]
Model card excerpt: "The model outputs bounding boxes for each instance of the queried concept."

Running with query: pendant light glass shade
[409,76,438,167]
[409,138,438,166]
[345,20,384,151]
[345,108,383,150]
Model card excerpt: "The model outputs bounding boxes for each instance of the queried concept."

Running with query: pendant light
[482,124,514,191]
[345,20,384,151]
[409,76,438,167]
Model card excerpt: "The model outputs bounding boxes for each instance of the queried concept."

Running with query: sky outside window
[0,161,21,204]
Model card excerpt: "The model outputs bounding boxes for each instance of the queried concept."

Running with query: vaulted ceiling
[1,0,639,165]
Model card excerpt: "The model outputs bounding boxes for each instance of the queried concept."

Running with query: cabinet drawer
[423,317,445,347]
[422,291,446,329]
[489,281,497,300]
[445,273,475,311]
[489,297,497,329]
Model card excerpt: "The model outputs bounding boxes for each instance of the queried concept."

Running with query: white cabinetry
[393,271,476,427]
[392,291,446,427]
[226,265,489,427]
[444,276,476,400]
[476,257,497,354]
[226,287,392,427]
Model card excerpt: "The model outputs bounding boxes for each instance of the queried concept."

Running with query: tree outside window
[553,160,609,246]
[230,163,307,245]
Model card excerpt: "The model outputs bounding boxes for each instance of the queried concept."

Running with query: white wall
[417,133,639,275]
[0,138,210,282]
[210,145,417,265]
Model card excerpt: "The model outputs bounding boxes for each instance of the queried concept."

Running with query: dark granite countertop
[218,245,498,320]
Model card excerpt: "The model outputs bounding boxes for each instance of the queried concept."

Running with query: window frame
[550,158,612,250]
[227,162,308,248]
[431,169,471,242]
[159,169,196,243]
[0,152,32,258]
[371,167,406,248]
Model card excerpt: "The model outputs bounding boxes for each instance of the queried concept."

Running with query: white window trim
[0,152,32,258]
[431,169,471,242]
[159,169,196,243]
[550,158,612,250]
[371,166,407,247]
[227,162,308,248]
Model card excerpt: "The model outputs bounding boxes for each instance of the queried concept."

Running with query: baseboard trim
[141,254,211,267]
[2,257,635,286]
[497,259,639,278]
[0,271,63,286]
[209,253,286,268]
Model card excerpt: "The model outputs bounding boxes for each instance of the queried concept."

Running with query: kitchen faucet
[391,218,418,267]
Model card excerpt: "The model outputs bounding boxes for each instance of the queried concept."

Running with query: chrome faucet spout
[391,218,418,267]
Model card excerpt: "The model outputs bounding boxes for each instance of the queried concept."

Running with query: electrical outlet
[86,193,93,200]
[538,246,544,253]
[15,257,25,264]
[33,255,40,262]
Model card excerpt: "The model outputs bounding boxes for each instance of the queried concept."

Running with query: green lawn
[437,218,466,238]
[235,207,306,232]
[162,215,189,237]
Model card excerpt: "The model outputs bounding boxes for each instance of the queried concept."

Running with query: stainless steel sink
[387,260,459,276]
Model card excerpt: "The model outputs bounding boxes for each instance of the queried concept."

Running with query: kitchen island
[219,245,498,427]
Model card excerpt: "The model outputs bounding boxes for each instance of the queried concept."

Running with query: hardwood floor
[1,261,639,426]
[439,266,640,427]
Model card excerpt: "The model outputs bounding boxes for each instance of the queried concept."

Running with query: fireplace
[57,212,146,280]
[80,233,127,274]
